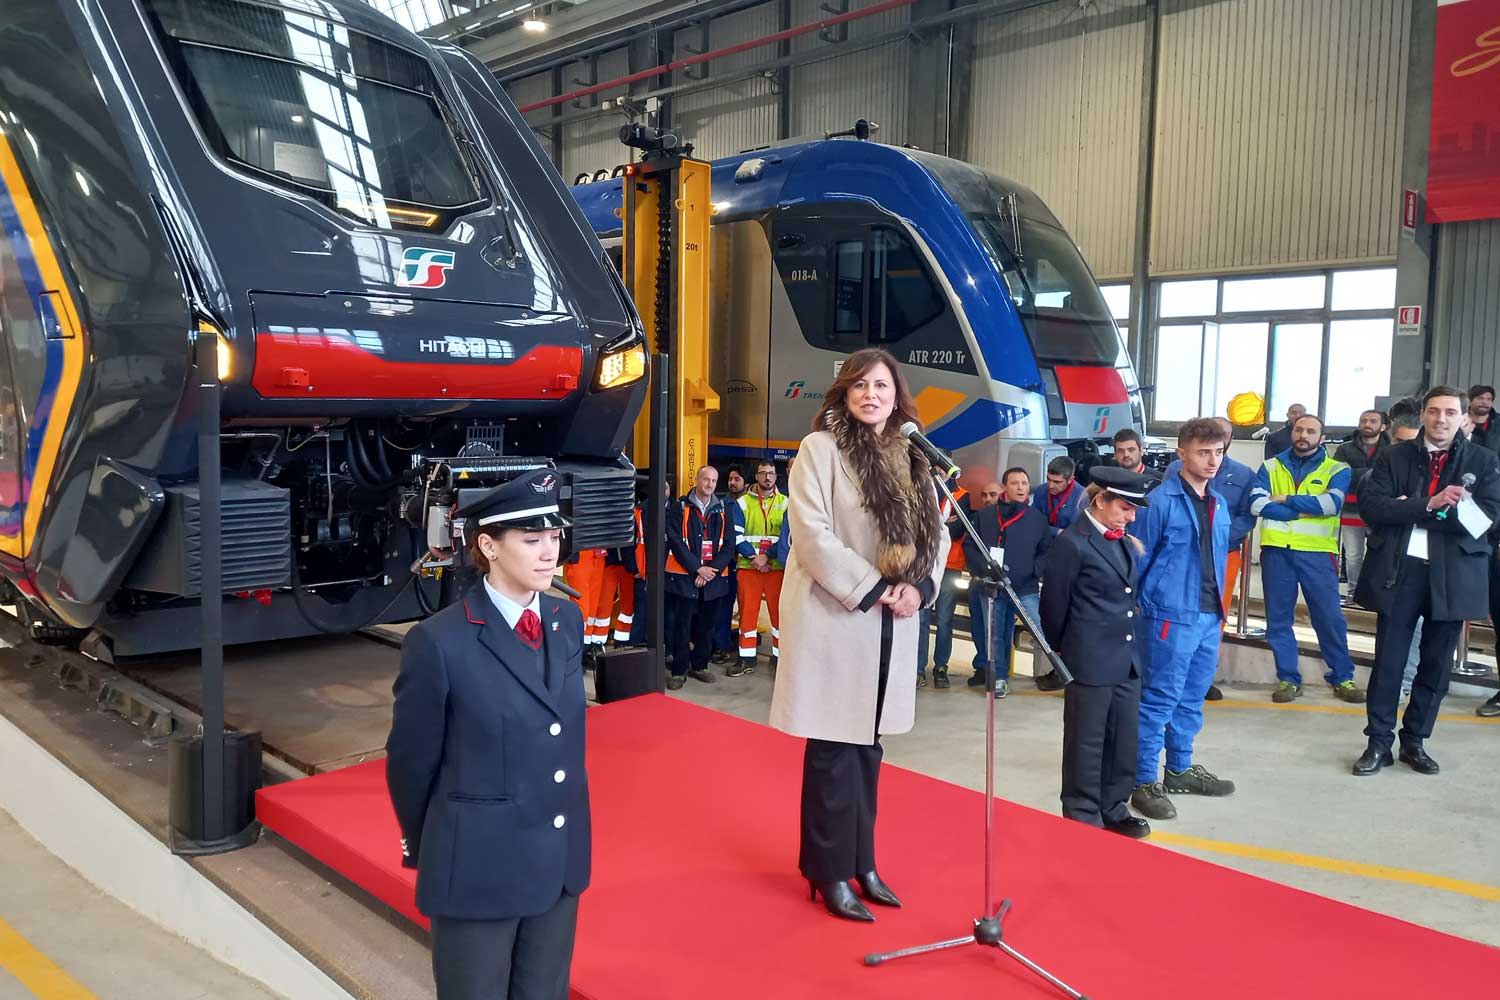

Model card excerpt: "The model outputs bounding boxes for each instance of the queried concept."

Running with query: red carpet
[258,694,1500,999]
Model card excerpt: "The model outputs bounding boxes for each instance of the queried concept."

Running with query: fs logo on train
[398,247,456,288]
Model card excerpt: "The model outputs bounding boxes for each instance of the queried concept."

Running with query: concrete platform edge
[0,711,355,1000]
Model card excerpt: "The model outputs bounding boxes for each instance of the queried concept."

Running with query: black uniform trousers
[1366,557,1462,752]
[430,891,580,1000]
[666,593,719,675]
[799,608,893,883]
[1061,675,1140,826]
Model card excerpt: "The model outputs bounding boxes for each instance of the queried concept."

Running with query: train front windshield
[144,0,486,232]
[919,156,1124,366]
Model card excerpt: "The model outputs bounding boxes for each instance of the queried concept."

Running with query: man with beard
[1334,409,1391,604]
[1467,385,1496,452]
[1252,414,1365,704]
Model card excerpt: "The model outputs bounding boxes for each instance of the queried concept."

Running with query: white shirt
[1083,510,1111,535]
[483,578,541,630]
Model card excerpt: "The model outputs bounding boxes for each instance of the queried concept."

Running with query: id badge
[701,538,714,563]
[758,539,772,555]
[989,545,1005,567]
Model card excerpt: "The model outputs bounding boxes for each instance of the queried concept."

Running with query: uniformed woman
[386,468,590,1000]
[771,348,946,922]
[1038,466,1154,839]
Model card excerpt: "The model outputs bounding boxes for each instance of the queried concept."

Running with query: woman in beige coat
[770,348,945,922]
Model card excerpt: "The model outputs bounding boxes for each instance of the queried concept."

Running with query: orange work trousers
[565,549,608,645]
[737,569,783,660]
[597,564,636,644]
[1222,546,1242,619]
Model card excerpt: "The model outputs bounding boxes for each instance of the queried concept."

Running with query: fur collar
[825,406,944,584]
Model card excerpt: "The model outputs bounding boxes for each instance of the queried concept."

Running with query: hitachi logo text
[418,336,517,359]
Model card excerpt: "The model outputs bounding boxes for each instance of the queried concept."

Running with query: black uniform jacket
[1039,514,1142,686]
[665,493,736,602]
[386,584,591,920]
[1354,431,1500,622]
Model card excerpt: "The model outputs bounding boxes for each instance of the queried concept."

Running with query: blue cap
[456,468,571,531]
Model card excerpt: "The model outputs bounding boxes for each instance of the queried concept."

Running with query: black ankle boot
[808,879,875,922]
[856,871,902,907]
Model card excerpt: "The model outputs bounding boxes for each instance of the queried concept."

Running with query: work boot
[1164,763,1235,797]
[1477,693,1500,718]
[933,667,950,689]
[688,667,717,684]
[666,674,686,691]
[1272,681,1302,703]
[1034,671,1064,692]
[726,658,749,678]
[1204,684,1224,701]
[916,672,928,689]
[994,678,1010,699]
[711,649,735,665]
[1330,680,1366,704]
[967,668,990,689]
[1130,782,1177,820]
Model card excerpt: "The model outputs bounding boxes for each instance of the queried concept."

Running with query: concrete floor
[672,636,1500,948]
[0,809,282,1000]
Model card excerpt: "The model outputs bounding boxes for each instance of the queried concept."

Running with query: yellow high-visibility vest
[737,491,788,570]
[1260,455,1345,553]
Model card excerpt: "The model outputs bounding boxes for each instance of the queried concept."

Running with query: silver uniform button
[553,815,566,829]
[549,723,562,736]
[1127,611,1134,618]
[1125,587,1132,594]
[554,770,566,783]
[1126,634,1134,642]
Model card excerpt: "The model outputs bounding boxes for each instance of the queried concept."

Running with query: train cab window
[867,228,943,344]
[833,241,864,335]
[143,0,486,232]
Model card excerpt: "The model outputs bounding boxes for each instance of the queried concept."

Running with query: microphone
[899,422,960,480]
[1435,473,1474,520]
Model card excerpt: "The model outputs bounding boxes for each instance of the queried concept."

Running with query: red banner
[1428,0,1500,223]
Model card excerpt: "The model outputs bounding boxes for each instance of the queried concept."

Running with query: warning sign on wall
[1397,305,1423,337]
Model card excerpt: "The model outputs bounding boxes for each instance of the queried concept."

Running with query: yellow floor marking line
[1010,688,1500,724]
[1147,831,1500,903]
[0,917,98,999]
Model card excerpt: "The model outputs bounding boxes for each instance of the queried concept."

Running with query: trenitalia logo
[785,381,805,398]
[1091,407,1110,435]
[398,247,456,288]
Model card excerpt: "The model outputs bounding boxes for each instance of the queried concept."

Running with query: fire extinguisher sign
[1397,305,1422,337]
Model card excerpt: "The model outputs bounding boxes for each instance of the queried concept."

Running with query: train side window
[833,240,864,334]
[867,227,943,344]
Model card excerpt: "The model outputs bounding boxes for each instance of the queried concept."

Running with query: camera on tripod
[618,123,682,158]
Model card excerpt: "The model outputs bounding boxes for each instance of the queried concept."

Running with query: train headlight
[594,339,646,390]
[198,319,232,381]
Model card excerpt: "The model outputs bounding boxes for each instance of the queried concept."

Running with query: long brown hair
[811,348,922,436]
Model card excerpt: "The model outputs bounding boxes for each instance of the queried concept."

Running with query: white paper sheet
[1406,526,1429,560]
[1457,496,1493,539]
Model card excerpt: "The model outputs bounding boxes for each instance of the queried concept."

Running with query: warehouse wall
[1150,0,1412,275]
[1430,219,1500,384]
[671,3,782,160]
[966,0,1148,280]
[559,47,632,182]
[788,0,913,143]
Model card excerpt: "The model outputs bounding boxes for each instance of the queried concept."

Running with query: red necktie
[1104,528,1125,541]
[517,609,542,648]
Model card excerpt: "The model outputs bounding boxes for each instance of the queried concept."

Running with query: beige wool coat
[770,430,947,746]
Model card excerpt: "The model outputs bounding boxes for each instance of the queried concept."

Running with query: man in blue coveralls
[1250,414,1367,705]
[1164,416,1258,701]
[1129,417,1235,822]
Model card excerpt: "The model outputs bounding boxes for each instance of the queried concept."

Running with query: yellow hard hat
[1226,391,1266,427]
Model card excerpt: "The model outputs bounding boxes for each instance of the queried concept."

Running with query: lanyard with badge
[757,495,775,556]
[988,508,1026,569]
[692,503,715,564]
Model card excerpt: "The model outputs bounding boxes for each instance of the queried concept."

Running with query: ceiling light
[291,114,305,123]
[522,18,547,32]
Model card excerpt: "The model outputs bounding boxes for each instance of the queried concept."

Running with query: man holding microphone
[1353,386,1500,775]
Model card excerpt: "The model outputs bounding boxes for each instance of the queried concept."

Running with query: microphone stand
[863,472,1088,1000]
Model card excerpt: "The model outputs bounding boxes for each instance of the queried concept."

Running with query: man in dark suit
[1353,385,1500,776]
[966,467,1051,696]
[387,469,589,1000]
[1040,466,1154,839]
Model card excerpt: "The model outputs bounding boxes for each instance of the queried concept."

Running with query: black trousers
[799,608,893,882]
[1061,676,1140,826]
[1366,557,1462,752]
[666,593,718,675]
[430,892,580,1000]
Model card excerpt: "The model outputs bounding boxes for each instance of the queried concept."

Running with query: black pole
[198,329,225,842]
[645,352,669,684]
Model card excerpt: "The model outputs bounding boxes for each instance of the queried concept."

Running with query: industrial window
[360,0,451,34]
[144,0,485,231]
[1148,268,1398,434]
